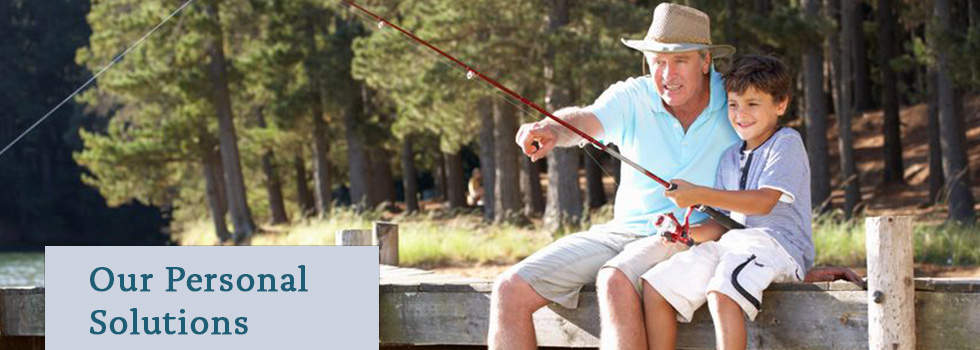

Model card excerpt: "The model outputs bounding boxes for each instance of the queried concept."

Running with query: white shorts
[641,228,802,322]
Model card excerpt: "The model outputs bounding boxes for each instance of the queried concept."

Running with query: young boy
[640,55,814,350]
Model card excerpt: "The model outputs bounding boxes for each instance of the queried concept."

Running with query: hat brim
[621,38,735,59]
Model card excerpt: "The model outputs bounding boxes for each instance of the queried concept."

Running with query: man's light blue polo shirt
[584,68,738,235]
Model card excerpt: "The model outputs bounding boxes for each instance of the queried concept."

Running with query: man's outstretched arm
[515,107,603,162]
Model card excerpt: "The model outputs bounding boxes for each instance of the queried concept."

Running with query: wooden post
[336,229,372,246]
[865,216,915,350]
[373,222,399,266]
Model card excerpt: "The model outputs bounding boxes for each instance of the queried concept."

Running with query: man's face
[647,51,711,109]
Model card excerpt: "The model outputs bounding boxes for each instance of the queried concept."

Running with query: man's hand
[515,122,556,162]
[804,267,863,283]
[664,179,702,208]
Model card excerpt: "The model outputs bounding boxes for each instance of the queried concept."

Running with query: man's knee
[596,267,635,298]
[492,271,546,312]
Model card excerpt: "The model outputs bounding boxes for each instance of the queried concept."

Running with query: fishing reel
[650,207,696,247]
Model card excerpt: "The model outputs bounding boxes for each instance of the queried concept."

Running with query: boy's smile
[727,87,788,150]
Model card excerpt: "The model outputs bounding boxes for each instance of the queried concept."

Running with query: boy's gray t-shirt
[715,127,814,272]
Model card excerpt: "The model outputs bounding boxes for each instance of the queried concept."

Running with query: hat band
[648,35,711,46]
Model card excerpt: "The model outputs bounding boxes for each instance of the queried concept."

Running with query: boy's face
[727,87,788,147]
[646,51,710,109]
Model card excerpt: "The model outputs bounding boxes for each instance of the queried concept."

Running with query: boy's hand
[804,267,863,283]
[664,179,701,208]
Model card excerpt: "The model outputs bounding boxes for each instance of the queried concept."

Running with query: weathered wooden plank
[381,288,980,349]
[336,229,372,246]
[916,292,980,350]
[383,275,487,287]
[915,278,980,293]
[0,288,44,337]
[374,222,399,266]
[380,269,433,279]
[381,289,870,349]
[381,277,977,294]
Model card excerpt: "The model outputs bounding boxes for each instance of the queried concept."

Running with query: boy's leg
[707,291,747,350]
[704,229,803,350]
[598,236,688,350]
[643,281,678,350]
[489,229,637,350]
[639,241,724,349]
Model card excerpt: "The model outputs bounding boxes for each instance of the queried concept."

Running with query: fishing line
[0,0,198,159]
[338,1,621,188]
[338,1,747,231]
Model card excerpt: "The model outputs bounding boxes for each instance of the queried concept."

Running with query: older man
[492,3,738,349]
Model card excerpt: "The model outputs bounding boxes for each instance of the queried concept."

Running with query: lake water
[0,252,44,287]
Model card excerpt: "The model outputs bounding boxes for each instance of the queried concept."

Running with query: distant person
[467,168,484,206]
[647,55,812,350]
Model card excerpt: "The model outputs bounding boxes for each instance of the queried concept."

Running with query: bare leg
[596,267,647,350]
[642,281,677,350]
[707,291,747,350]
[488,271,550,350]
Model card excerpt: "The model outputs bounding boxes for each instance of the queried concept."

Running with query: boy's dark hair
[723,55,792,103]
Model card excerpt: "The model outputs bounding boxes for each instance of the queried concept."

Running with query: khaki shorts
[511,226,688,309]
[642,228,802,322]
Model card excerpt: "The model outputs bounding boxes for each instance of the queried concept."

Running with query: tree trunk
[401,136,420,213]
[345,84,371,211]
[371,147,396,207]
[202,145,230,242]
[803,0,831,213]
[825,0,841,118]
[445,151,465,209]
[839,0,861,219]
[926,67,944,204]
[204,2,255,241]
[493,100,523,223]
[311,106,333,216]
[584,147,607,210]
[933,0,977,224]
[521,155,544,217]
[305,18,332,217]
[878,0,905,185]
[478,98,496,221]
[293,152,315,217]
[544,0,582,231]
[852,2,873,113]
[726,0,738,49]
[256,111,288,224]
[434,148,446,202]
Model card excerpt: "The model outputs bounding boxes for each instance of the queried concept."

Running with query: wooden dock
[380,265,980,349]
[0,287,44,349]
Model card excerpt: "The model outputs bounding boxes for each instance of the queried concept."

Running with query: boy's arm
[688,219,727,243]
[665,179,782,216]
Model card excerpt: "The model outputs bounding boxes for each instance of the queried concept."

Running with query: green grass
[812,214,980,266]
[175,207,553,268]
[812,216,866,266]
[176,208,979,268]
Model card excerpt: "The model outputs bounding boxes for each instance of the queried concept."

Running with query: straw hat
[621,3,735,58]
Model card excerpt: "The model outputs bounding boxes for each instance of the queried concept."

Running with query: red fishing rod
[342,1,745,237]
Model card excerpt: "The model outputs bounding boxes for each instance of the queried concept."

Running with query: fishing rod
[340,1,745,237]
